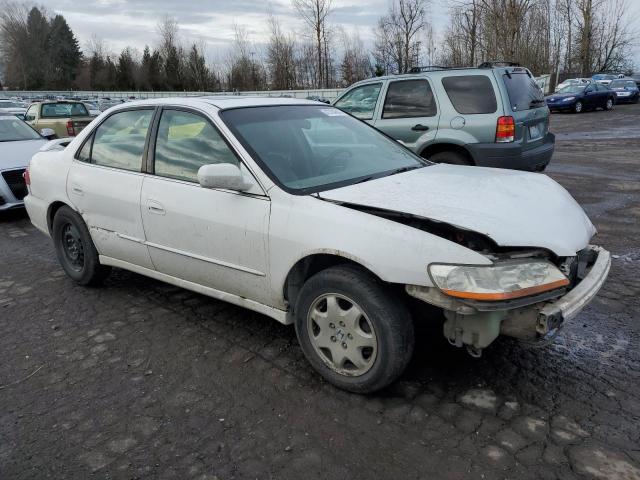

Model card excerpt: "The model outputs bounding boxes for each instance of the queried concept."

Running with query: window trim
[381,78,437,120]
[73,106,158,173]
[333,82,383,121]
[148,106,243,183]
[40,102,90,119]
[441,74,498,115]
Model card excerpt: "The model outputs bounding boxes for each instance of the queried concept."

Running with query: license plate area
[529,124,543,140]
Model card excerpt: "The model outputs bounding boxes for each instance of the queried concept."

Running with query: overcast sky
[42,0,449,62]
[39,0,640,68]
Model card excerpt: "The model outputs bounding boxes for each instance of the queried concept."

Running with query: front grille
[2,169,27,200]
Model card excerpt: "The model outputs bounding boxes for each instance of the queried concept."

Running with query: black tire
[605,97,614,110]
[294,264,414,393]
[573,101,583,113]
[52,206,111,286]
[428,150,472,166]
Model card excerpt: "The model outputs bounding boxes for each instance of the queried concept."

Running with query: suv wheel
[573,101,583,113]
[605,98,614,110]
[427,151,472,166]
[294,265,414,393]
[52,206,111,285]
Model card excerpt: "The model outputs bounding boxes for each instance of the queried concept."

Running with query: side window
[382,80,437,119]
[442,75,498,114]
[334,83,382,120]
[24,105,36,121]
[77,135,92,162]
[154,109,239,183]
[90,109,153,172]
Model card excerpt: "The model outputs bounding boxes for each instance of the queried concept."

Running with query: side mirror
[40,128,57,139]
[197,163,253,191]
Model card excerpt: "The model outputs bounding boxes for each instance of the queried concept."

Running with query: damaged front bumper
[406,245,611,354]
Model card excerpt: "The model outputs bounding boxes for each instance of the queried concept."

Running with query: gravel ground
[1,103,639,480]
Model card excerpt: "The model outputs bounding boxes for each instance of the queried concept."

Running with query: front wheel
[52,206,111,286]
[605,98,614,110]
[573,101,583,113]
[294,265,415,393]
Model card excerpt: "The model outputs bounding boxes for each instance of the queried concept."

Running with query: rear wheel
[573,101,583,113]
[52,206,110,286]
[427,150,472,166]
[294,265,414,393]
[605,98,614,110]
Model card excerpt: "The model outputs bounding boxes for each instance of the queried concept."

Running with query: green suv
[333,64,554,171]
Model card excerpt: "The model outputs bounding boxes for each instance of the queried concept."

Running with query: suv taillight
[496,116,515,143]
[23,168,30,186]
[66,120,75,136]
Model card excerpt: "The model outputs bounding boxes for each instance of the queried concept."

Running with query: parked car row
[549,73,639,113]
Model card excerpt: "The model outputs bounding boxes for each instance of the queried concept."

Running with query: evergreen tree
[25,7,50,89]
[186,44,208,91]
[149,49,165,90]
[164,45,182,90]
[47,15,81,88]
[138,46,152,90]
[116,48,136,90]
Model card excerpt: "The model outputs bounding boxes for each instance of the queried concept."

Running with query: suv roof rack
[478,61,521,68]
[407,65,451,73]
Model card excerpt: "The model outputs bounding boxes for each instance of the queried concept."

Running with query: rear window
[502,72,544,111]
[41,103,89,118]
[441,75,497,114]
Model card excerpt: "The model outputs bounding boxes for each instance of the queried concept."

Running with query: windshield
[220,105,427,194]
[557,85,586,94]
[0,117,41,141]
[502,72,545,110]
[610,80,636,89]
[41,102,89,118]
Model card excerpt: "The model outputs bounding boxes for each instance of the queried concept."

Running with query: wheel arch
[283,253,386,316]
[419,142,475,165]
[47,200,74,234]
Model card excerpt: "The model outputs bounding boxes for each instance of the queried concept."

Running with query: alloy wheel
[306,293,378,376]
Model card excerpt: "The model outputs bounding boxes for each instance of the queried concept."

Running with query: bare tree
[374,0,430,74]
[266,15,297,89]
[292,0,333,88]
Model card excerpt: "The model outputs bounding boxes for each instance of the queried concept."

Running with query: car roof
[105,96,323,111]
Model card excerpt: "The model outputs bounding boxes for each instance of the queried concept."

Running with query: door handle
[147,200,165,215]
[71,185,83,196]
[411,124,430,131]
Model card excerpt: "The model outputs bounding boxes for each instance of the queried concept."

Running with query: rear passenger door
[373,79,439,150]
[67,108,155,269]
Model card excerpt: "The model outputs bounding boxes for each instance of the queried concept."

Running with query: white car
[555,78,591,92]
[0,116,51,210]
[23,97,610,393]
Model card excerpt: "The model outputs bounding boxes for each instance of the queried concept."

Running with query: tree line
[439,0,637,80]
[0,0,637,92]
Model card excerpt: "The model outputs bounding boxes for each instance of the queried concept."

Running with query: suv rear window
[41,102,89,118]
[502,72,545,111]
[441,76,497,114]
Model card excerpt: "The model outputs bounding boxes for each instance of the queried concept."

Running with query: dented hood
[319,164,596,256]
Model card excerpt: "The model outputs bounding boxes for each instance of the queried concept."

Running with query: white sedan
[23,97,610,393]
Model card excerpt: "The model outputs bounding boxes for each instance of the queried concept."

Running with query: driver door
[139,108,272,304]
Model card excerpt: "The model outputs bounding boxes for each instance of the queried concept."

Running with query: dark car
[608,79,639,104]
[546,83,615,113]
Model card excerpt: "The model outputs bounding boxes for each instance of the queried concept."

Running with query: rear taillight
[66,120,75,136]
[23,168,30,186]
[496,116,515,143]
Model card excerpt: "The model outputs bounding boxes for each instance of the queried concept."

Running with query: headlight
[428,261,569,301]
[562,97,575,102]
